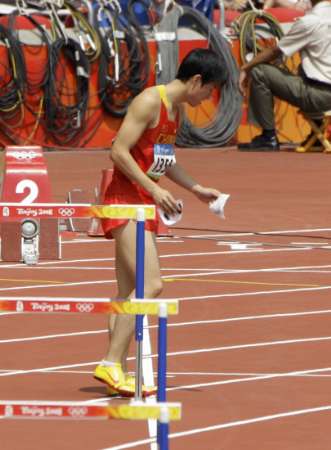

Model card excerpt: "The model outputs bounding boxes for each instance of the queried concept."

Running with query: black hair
[176,48,228,86]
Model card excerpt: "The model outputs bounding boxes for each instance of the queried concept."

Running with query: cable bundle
[233,10,284,64]
[175,6,243,148]
[63,0,101,62]
[94,0,151,117]
[44,36,90,144]
[0,22,26,121]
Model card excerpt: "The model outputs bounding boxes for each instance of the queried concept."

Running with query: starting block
[0,146,60,263]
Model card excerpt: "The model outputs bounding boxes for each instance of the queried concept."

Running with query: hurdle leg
[157,302,168,449]
[135,208,145,400]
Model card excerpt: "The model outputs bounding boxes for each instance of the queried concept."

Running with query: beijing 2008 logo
[59,208,75,217]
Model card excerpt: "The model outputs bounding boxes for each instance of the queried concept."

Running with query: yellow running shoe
[94,363,157,397]
[94,363,136,397]
[105,373,157,398]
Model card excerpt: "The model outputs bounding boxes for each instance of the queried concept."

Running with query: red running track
[1,148,331,449]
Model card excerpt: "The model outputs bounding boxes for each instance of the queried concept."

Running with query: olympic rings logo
[11,151,38,161]
[59,208,75,217]
[75,303,95,313]
[68,407,88,417]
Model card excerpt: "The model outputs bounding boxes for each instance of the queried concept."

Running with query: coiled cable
[175,6,243,148]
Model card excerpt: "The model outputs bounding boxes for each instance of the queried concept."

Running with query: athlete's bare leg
[105,220,163,368]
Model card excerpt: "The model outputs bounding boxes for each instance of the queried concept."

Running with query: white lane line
[165,309,331,328]
[167,370,331,377]
[62,239,183,245]
[2,336,331,377]
[102,405,331,450]
[168,366,331,392]
[0,279,117,292]
[1,267,329,293]
[7,369,327,378]
[0,361,99,377]
[178,284,331,301]
[62,239,109,244]
[0,329,106,344]
[3,262,331,273]
[0,247,310,270]
[0,257,115,269]
[160,247,310,258]
[2,309,331,344]
[3,263,331,274]
[184,228,331,238]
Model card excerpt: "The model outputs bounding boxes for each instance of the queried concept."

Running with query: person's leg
[248,64,308,130]
[95,220,162,396]
[249,64,331,127]
[105,221,163,365]
[239,64,313,151]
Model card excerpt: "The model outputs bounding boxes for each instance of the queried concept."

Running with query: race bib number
[147,144,176,179]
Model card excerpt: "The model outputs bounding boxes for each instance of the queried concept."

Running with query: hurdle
[0,202,180,449]
[0,400,181,422]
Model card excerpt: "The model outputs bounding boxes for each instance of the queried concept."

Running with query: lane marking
[165,278,318,288]
[160,247,310,258]
[168,366,331,392]
[184,227,331,238]
[0,329,106,344]
[102,405,331,450]
[0,278,64,285]
[177,284,331,301]
[1,268,329,293]
[3,264,331,273]
[2,337,331,377]
[2,309,331,344]
[0,257,116,269]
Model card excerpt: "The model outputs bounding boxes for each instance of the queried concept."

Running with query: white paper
[159,199,183,226]
[209,193,230,219]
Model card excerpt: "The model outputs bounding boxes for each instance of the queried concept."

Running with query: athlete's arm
[111,90,178,215]
[166,163,220,203]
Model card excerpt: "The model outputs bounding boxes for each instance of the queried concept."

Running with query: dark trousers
[248,64,331,130]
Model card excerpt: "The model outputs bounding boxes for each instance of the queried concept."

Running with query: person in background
[263,0,311,11]
[94,48,227,397]
[238,0,331,151]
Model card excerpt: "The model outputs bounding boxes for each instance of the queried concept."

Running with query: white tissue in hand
[209,194,230,219]
[159,199,183,226]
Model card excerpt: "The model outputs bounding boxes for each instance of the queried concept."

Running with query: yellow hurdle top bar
[0,203,156,220]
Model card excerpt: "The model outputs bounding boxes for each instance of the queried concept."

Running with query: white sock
[101,360,121,367]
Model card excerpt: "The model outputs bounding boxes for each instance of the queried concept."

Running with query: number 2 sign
[1,146,53,203]
[0,146,59,262]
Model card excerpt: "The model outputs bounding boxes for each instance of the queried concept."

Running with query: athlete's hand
[151,185,179,215]
[192,185,220,203]
[239,69,248,97]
